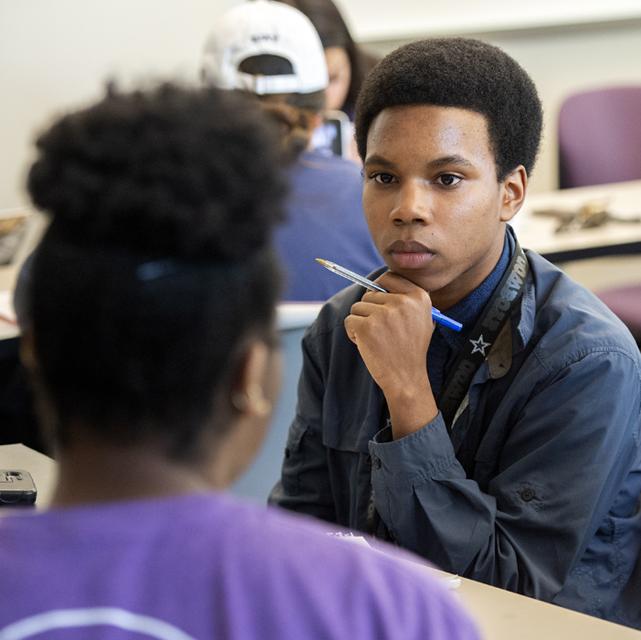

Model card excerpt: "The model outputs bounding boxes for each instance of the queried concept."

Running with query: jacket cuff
[368,412,459,487]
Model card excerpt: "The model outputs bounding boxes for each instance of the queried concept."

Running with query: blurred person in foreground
[201,0,381,301]
[270,36,641,628]
[0,83,480,640]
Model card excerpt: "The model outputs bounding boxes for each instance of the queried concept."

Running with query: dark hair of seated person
[238,54,325,164]
[354,37,543,181]
[24,83,286,469]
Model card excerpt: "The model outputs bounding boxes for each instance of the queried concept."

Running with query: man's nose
[390,180,432,225]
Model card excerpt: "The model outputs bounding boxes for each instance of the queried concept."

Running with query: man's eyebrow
[363,154,394,168]
[364,154,475,170]
[427,155,474,169]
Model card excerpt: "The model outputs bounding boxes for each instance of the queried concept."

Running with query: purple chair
[596,285,641,348]
[558,86,641,347]
[558,86,641,189]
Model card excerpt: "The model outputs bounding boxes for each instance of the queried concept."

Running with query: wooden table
[515,179,641,262]
[449,571,641,639]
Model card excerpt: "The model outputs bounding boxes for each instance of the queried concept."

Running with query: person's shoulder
[235,502,479,638]
[0,493,480,639]
[305,284,358,337]
[526,250,641,367]
[201,493,406,583]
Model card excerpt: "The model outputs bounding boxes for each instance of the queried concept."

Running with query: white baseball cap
[202,0,329,96]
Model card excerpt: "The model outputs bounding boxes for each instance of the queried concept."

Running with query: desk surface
[516,179,641,262]
[2,444,640,638]
[448,571,641,639]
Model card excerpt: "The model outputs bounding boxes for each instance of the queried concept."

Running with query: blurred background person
[276,0,379,160]
[276,0,379,117]
[0,82,480,640]
[201,0,381,301]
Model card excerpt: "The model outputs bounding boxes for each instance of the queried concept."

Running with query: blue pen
[315,258,463,332]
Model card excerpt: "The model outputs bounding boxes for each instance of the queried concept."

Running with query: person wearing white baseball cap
[202,0,382,301]
[202,0,328,96]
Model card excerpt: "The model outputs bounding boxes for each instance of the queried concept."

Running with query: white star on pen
[469,334,491,356]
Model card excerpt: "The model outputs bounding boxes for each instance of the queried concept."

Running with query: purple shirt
[0,492,479,639]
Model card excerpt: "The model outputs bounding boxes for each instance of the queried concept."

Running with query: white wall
[2,1,641,212]
[333,0,641,41]
[0,0,238,212]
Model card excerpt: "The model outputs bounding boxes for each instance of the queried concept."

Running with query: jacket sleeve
[268,331,337,523]
[369,348,641,600]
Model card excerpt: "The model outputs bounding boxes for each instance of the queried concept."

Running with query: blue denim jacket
[270,249,641,627]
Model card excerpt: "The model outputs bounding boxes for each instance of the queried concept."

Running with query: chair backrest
[231,302,323,502]
[558,86,641,189]
[596,284,641,347]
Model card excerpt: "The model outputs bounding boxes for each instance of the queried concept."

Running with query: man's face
[362,104,522,310]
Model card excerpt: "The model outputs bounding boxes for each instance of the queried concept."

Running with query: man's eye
[371,172,395,184]
[437,174,462,187]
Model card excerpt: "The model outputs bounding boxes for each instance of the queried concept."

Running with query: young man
[201,0,381,301]
[270,38,641,627]
[0,83,479,640]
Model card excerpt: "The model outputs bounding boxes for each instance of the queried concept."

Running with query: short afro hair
[354,38,543,180]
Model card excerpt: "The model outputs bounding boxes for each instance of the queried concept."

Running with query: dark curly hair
[26,83,286,459]
[354,38,543,180]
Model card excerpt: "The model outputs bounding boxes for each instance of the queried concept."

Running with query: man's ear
[499,165,528,222]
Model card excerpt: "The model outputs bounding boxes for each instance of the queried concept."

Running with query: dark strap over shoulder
[439,241,529,430]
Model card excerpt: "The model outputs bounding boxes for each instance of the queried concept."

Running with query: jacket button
[372,456,382,470]
[520,487,536,502]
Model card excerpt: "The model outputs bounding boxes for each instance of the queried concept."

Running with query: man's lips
[386,240,435,269]
[387,240,433,254]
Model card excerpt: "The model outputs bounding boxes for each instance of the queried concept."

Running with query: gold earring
[231,384,272,418]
